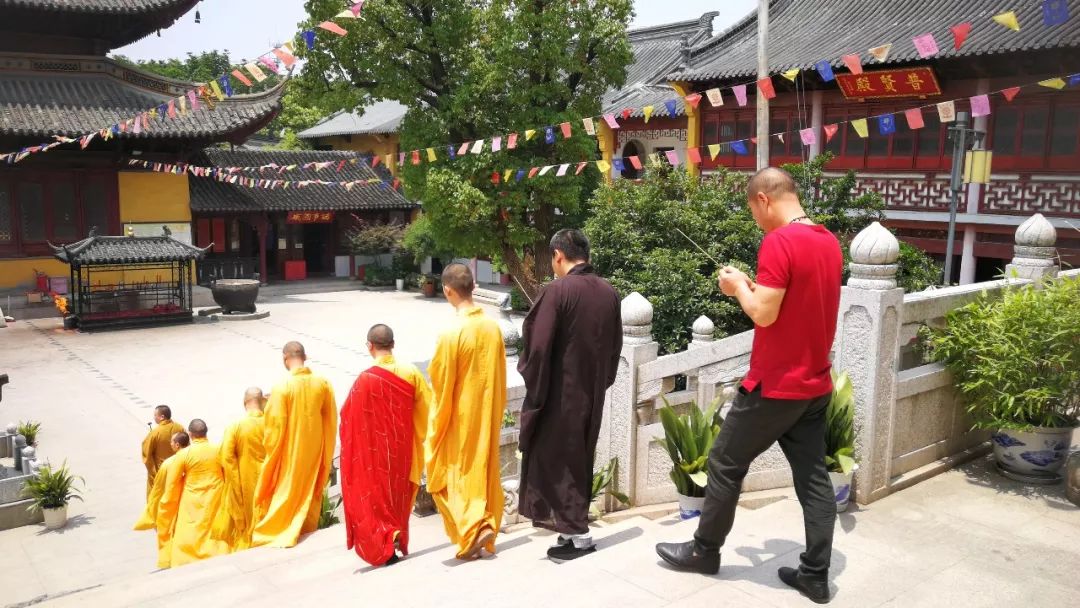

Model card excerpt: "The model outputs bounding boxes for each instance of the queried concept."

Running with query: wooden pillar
[598,122,616,184]
[671,82,700,178]
[255,214,269,284]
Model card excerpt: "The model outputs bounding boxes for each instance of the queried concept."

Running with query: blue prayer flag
[1069,74,1080,87]
[158,103,168,118]
[448,145,456,159]
[219,75,233,97]
[515,169,526,182]
[815,60,835,82]
[665,99,678,117]
[612,158,625,172]
[544,126,556,144]
[303,30,316,50]
[1043,0,1070,26]
[878,114,897,135]
[731,140,748,155]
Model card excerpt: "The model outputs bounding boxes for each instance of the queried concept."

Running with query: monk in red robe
[340,324,432,567]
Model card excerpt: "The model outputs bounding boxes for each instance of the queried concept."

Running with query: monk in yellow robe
[156,419,229,567]
[142,405,185,497]
[211,387,267,551]
[134,431,189,569]
[426,263,507,560]
[251,341,338,549]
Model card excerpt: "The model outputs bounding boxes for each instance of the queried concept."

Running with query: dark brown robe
[517,263,622,535]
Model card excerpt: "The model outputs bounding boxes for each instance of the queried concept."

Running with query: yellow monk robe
[134,450,185,569]
[142,419,185,496]
[251,367,338,548]
[156,438,229,567]
[426,306,507,558]
[211,410,267,551]
[374,354,433,488]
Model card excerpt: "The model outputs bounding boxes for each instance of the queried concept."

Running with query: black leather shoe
[655,541,720,575]
[547,543,596,562]
[778,566,831,604]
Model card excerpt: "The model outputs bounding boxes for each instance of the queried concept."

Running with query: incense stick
[674,228,721,266]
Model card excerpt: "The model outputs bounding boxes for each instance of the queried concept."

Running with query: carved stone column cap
[691,315,715,343]
[499,317,520,356]
[850,222,900,266]
[21,446,35,460]
[5,422,15,435]
[1015,213,1056,248]
[621,292,653,326]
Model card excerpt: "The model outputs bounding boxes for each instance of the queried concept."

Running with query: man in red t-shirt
[656,167,842,605]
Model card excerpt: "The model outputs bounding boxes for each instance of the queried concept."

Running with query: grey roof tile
[0,0,193,13]
[189,149,418,214]
[51,232,209,265]
[297,100,407,139]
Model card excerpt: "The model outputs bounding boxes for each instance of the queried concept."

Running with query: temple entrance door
[302,223,332,275]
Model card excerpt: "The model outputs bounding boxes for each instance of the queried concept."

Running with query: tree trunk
[501,245,541,304]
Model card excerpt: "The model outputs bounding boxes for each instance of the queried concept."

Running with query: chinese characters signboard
[286,211,334,224]
[836,67,942,100]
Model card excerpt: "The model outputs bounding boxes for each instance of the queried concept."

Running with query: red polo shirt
[742,223,842,400]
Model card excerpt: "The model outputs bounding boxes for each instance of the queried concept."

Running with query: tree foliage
[299,0,634,300]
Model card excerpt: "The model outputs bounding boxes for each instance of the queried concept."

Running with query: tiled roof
[189,149,418,214]
[671,0,1080,83]
[605,84,685,119]
[0,0,194,13]
[297,100,407,139]
[51,231,209,265]
[0,55,285,140]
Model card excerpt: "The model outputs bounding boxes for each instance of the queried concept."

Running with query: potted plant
[659,398,722,519]
[17,420,41,447]
[418,274,438,298]
[825,371,858,512]
[921,277,1080,482]
[589,458,630,520]
[23,462,83,530]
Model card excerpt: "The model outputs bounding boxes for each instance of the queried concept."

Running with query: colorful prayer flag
[491,171,501,184]
[491,136,502,152]
[815,60,835,82]
[799,128,816,146]
[218,75,233,97]
[596,159,611,173]
[504,169,512,182]
[629,156,642,170]
[937,100,956,122]
[187,90,200,111]
[687,148,702,164]
[272,47,297,68]
[611,158,624,173]
[457,142,470,156]
[351,1,365,17]
[733,84,748,106]
[731,140,749,155]
[231,69,252,87]
[525,129,537,141]
[905,108,925,129]
[556,163,570,177]
[560,122,572,138]
[685,93,702,109]
[471,139,485,154]
[602,114,620,129]
[851,118,869,138]
[544,126,556,144]
[1070,74,1080,86]
[912,33,939,58]
[508,133,518,149]
[582,117,596,136]
[992,11,1020,31]
[426,148,437,162]
[643,106,655,122]
[1038,78,1067,90]
[167,100,176,119]
[516,169,526,182]
[951,22,972,50]
[781,68,800,82]
[869,43,892,62]
[970,94,992,117]
[665,150,680,166]
[706,88,724,107]
[576,162,588,175]
[757,77,776,100]
[302,30,316,50]
[258,55,279,74]
[209,79,225,101]
[1044,0,1070,26]
[842,54,863,75]
[318,21,348,36]
[621,108,632,121]
[245,62,267,82]
[823,124,839,143]
[665,99,678,117]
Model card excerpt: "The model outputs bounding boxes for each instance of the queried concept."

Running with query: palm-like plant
[318,490,342,529]
[825,371,857,475]
[659,398,722,498]
[22,462,83,511]
[16,420,41,446]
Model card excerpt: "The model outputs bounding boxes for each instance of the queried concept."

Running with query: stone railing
[597,212,1072,509]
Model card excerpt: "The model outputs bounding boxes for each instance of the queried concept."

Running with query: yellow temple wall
[313,135,400,176]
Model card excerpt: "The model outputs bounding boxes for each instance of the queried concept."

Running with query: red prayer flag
[575,161,588,175]
[392,178,400,191]
[507,133,518,149]
[491,172,501,184]
[318,21,348,36]
[757,77,776,100]
[904,108,925,130]
[823,123,839,143]
[621,108,633,121]
[271,48,297,68]
[528,167,540,179]
[560,122,572,138]
[1002,87,1021,102]
[950,22,972,50]
[337,160,347,172]
[410,150,420,165]
[231,69,253,87]
[628,156,642,170]
[371,156,381,168]
[841,54,863,75]
[685,93,703,109]
[686,147,702,164]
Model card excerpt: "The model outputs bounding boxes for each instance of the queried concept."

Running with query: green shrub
[361,265,397,287]
[658,398,723,498]
[17,421,41,446]
[23,462,83,511]
[825,371,857,475]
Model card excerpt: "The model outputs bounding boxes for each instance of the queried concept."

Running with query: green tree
[299,0,634,300]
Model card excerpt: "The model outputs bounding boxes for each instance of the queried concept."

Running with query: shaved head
[283,341,306,360]
[441,263,475,297]
[244,387,266,411]
[171,431,190,448]
[747,167,797,202]
[367,324,395,350]
[154,405,172,420]
[188,419,208,439]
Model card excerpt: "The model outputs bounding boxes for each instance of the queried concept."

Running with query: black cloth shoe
[655,541,720,575]
[547,543,597,562]
[778,566,831,604]
[384,553,401,567]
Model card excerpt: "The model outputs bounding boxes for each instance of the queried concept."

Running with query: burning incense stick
[674,228,721,266]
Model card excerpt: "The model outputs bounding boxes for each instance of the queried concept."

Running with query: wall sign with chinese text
[286,211,334,224]
[836,67,942,100]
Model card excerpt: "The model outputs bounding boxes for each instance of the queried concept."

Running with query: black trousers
[693,386,836,575]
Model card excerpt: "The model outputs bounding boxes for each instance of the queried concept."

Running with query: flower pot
[677,494,705,520]
[43,505,67,530]
[991,427,1073,482]
[395,279,405,291]
[422,282,436,298]
[829,471,854,512]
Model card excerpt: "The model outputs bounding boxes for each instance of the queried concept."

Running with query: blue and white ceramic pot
[677,494,705,519]
[829,471,854,512]
[992,427,1074,477]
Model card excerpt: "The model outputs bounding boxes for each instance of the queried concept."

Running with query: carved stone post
[12,434,25,472]
[1005,213,1059,282]
[0,422,15,458]
[689,316,718,407]
[598,292,657,507]
[833,222,904,504]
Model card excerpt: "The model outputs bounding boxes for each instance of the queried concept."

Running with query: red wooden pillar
[255,214,269,284]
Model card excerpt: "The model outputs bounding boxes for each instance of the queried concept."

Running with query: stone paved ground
[0,288,1077,607]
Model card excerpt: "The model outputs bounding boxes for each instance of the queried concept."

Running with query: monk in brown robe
[518,228,622,561]
[142,405,185,497]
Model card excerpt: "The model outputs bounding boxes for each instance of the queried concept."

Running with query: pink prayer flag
[757,77,776,100]
[841,54,863,75]
[556,164,569,177]
[528,167,540,179]
[823,123,839,143]
[371,156,381,168]
[560,122,572,138]
[133,115,142,134]
[912,33,939,59]
[258,55,279,74]
[457,142,470,155]
[665,150,680,166]
[1002,87,1021,102]
[318,21,348,36]
[686,147,702,165]
[398,152,405,166]
[187,90,201,111]
[733,84,748,106]
[350,1,365,16]
[905,108,925,129]
[491,137,502,152]
[970,94,991,118]
[167,100,176,119]
[507,133,518,149]
[575,161,588,175]
[602,114,620,129]
[629,156,643,170]
[272,48,296,68]
[685,93,703,109]
[799,128,816,146]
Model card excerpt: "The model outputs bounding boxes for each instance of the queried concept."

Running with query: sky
[116,0,758,63]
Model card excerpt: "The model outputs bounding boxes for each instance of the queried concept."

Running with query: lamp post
[943,112,984,286]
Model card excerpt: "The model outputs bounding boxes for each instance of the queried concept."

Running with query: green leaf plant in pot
[23,462,83,530]
[589,458,631,521]
[825,371,858,512]
[659,398,722,519]
[921,276,1080,483]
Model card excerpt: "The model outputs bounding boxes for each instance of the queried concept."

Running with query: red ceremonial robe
[340,365,416,566]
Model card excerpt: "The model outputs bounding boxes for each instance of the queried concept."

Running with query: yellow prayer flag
[209,80,225,101]
[283,41,295,53]
[596,159,611,173]
[868,44,892,63]
[643,106,654,123]
[708,144,721,160]
[504,169,513,182]
[525,129,537,141]
[178,95,187,115]
[992,11,1020,32]
[426,147,437,162]
[1038,78,1067,90]
[385,154,393,167]
[336,9,357,18]
[781,68,801,82]
[851,118,869,139]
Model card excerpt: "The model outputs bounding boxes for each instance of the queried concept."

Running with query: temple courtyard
[0,287,1077,607]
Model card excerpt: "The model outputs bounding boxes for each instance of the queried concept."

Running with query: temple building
[297,99,406,176]
[661,0,1080,282]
